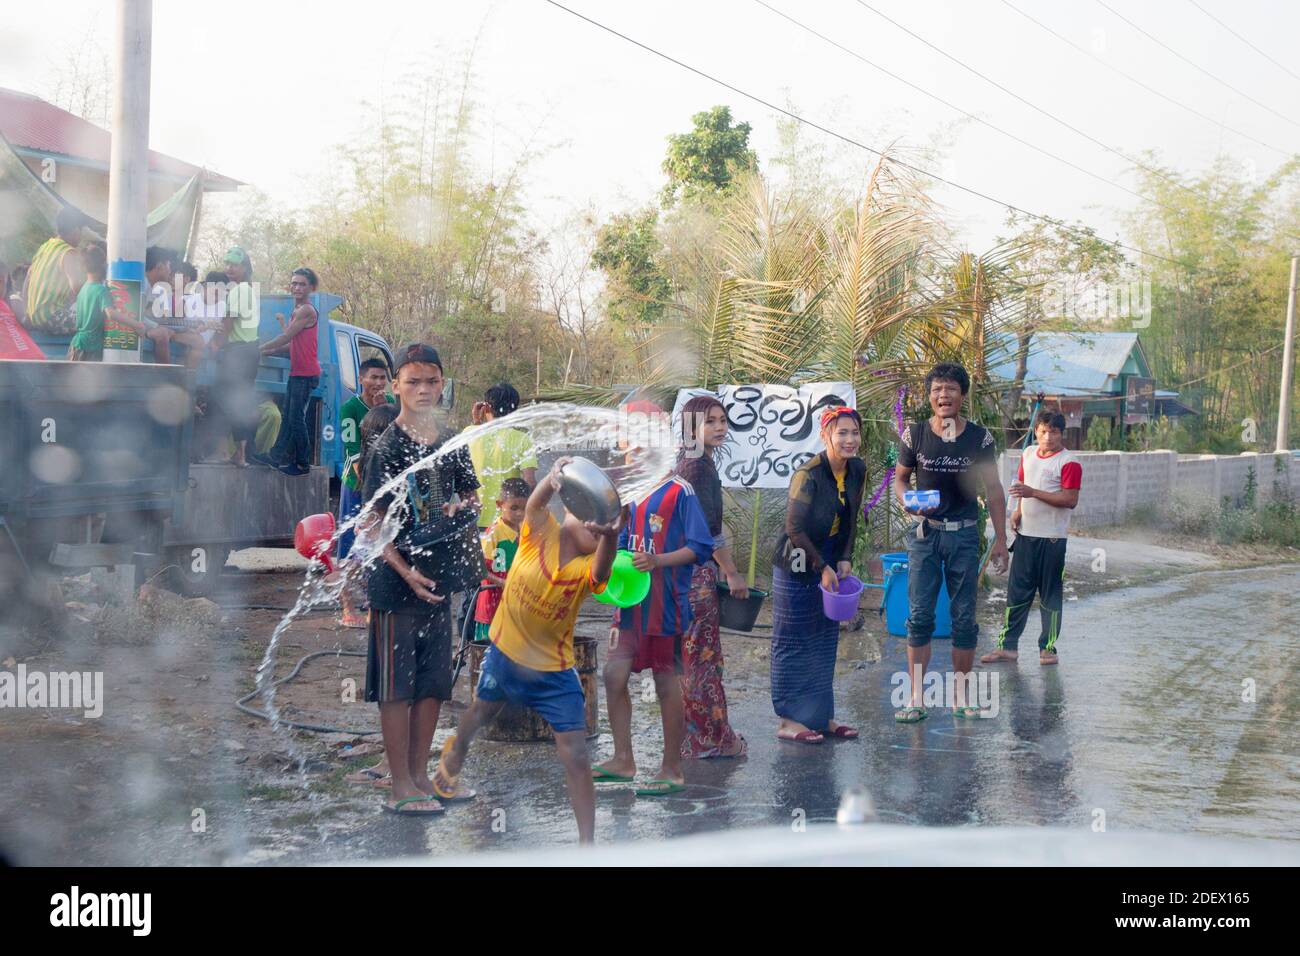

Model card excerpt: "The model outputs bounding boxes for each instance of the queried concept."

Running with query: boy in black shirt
[893,363,1008,721]
[360,344,480,814]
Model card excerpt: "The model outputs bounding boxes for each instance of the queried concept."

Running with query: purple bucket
[820,574,864,622]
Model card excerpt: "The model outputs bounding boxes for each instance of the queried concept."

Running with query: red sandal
[777,729,825,744]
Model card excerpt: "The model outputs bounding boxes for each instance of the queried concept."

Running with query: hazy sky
[2,0,1297,252]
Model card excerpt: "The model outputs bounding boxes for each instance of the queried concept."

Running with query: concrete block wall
[999,448,1300,529]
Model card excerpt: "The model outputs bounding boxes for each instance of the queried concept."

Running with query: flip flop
[634,779,686,797]
[825,724,859,739]
[953,706,986,719]
[894,707,928,723]
[344,767,390,786]
[591,766,635,783]
[776,730,824,743]
[382,795,444,815]
[430,735,477,801]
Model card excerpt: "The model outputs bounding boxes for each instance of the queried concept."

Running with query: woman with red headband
[769,405,867,743]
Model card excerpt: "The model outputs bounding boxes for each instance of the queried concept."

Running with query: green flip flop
[953,705,986,719]
[591,766,635,784]
[894,706,928,723]
[383,795,444,815]
[634,779,686,797]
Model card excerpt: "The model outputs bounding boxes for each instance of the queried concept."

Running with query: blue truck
[1,291,399,604]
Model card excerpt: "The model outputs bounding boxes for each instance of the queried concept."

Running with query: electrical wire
[542,0,1196,271]
[850,0,1212,203]
[1000,0,1294,158]
[1094,0,1300,130]
[754,0,1197,222]
[1186,0,1300,85]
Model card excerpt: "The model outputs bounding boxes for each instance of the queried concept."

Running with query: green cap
[224,246,248,265]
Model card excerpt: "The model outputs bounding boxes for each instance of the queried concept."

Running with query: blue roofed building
[987,332,1196,449]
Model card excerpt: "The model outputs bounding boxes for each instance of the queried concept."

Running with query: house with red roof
[0,85,240,221]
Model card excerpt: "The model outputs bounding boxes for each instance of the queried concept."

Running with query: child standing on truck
[68,244,144,361]
[257,267,321,477]
[471,477,529,643]
[432,458,621,843]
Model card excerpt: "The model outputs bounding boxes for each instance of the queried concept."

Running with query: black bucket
[405,508,484,597]
[717,585,768,632]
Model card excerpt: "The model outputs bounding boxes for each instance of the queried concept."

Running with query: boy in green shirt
[68,245,144,361]
[337,357,395,627]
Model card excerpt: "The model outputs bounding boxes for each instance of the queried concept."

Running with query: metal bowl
[557,456,622,525]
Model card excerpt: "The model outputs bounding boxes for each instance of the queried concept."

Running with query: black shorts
[365,606,452,703]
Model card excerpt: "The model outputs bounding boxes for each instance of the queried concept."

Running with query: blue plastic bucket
[876,551,951,638]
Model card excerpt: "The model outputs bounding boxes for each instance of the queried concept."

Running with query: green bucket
[592,549,652,608]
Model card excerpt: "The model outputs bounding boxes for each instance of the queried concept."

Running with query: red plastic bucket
[820,574,863,621]
[294,512,336,572]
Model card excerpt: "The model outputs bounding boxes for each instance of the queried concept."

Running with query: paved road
[286,562,1299,861]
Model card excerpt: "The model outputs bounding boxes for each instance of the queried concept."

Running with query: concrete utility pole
[1277,255,1297,452]
[103,0,152,364]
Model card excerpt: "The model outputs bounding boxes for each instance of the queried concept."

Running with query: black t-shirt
[897,418,997,521]
[675,454,723,538]
[362,419,480,611]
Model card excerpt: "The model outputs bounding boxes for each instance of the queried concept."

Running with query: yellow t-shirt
[469,426,538,529]
[490,512,604,671]
[829,470,847,538]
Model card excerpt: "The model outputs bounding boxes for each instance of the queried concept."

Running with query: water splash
[248,403,676,790]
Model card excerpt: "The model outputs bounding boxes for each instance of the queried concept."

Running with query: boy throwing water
[434,458,621,843]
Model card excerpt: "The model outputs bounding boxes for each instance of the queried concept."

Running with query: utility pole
[1276,255,1297,452]
[103,0,152,364]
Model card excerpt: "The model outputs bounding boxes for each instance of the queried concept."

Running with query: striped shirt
[25,237,78,325]
[618,476,714,637]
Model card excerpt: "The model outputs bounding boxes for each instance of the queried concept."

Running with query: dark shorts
[475,644,587,733]
[608,624,682,675]
[365,606,452,703]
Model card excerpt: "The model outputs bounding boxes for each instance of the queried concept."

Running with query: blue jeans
[271,375,318,469]
[905,523,981,649]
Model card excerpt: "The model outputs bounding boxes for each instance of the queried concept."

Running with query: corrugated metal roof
[0,86,240,189]
[987,332,1142,396]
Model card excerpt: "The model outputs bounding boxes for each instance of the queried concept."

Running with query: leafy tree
[589,207,672,328]
[1122,154,1300,438]
[661,106,757,206]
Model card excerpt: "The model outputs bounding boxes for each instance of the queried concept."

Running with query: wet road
[285,562,1299,861]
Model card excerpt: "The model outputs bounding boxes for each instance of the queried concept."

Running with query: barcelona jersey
[618,476,714,637]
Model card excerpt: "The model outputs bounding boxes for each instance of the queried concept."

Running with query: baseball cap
[393,343,443,374]
[223,246,249,265]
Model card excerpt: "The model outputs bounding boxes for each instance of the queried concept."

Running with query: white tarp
[672,382,857,488]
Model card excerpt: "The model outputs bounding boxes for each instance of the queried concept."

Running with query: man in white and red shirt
[981,411,1082,666]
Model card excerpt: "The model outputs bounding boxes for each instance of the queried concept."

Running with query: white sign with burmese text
[672,383,856,489]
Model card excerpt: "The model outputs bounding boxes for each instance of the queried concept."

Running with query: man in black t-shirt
[893,362,1008,721]
[358,343,480,815]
